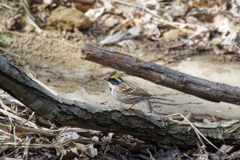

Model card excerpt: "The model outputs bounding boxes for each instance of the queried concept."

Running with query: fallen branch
[81,43,240,105]
[0,55,240,148]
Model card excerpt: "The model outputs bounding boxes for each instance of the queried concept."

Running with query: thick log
[0,55,240,149]
[81,43,240,105]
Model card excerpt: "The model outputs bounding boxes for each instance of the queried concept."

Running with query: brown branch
[0,55,240,149]
[81,43,240,105]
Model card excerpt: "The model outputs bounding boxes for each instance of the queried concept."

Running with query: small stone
[48,7,92,31]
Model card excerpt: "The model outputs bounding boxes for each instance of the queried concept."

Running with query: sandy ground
[29,44,240,118]
[64,56,240,118]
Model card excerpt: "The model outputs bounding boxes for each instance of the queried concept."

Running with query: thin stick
[0,128,22,142]
[0,46,21,59]
[20,0,35,21]
[0,3,18,11]
[13,126,16,147]
[0,100,14,131]
[20,0,42,33]
[166,113,227,155]
[5,146,21,157]
[152,102,203,105]
[23,135,31,158]
[192,126,208,154]
[16,111,35,128]
[0,128,14,137]
[16,126,57,136]
[58,126,69,136]
[0,108,40,129]
[0,139,71,148]
[4,30,29,37]
[26,15,42,34]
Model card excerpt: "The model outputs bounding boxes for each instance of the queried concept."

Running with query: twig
[0,100,14,131]
[58,127,69,136]
[20,0,35,21]
[16,126,57,136]
[18,66,58,96]
[0,127,22,142]
[0,139,71,148]
[166,113,228,155]
[0,46,21,60]
[147,148,156,160]
[152,102,203,105]
[16,111,35,128]
[59,148,64,160]
[0,100,22,147]
[4,146,21,157]
[26,15,42,34]
[193,126,208,154]
[4,30,29,37]
[20,0,42,33]
[0,108,39,129]
[0,3,18,11]
[13,126,16,147]
[23,136,31,158]
[0,128,14,137]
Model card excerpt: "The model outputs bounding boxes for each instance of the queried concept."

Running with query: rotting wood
[81,43,240,105]
[0,55,240,149]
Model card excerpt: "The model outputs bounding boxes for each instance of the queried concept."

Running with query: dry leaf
[213,15,239,35]
[117,40,137,49]
[43,0,52,4]
[162,29,181,39]
[57,132,80,142]
[196,154,208,160]
[85,7,105,21]
[185,16,199,24]
[101,0,114,12]
[103,15,119,28]
[127,26,142,36]
[137,0,160,10]
[143,23,161,38]
[218,144,233,154]
[121,7,135,19]
[222,33,237,45]
[73,142,97,158]
[191,0,207,8]
[100,29,127,45]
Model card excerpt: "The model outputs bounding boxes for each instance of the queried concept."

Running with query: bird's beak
[104,77,109,81]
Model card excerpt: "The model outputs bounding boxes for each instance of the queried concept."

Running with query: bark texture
[0,55,240,149]
[81,43,240,105]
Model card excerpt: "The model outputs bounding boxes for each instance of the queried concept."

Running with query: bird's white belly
[115,95,141,104]
[112,90,143,104]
